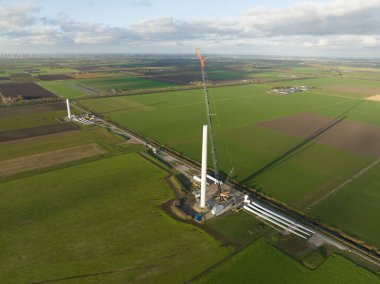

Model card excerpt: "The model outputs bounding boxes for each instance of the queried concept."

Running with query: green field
[37,66,78,74]
[79,76,175,91]
[206,69,249,81]
[206,211,266,246]
[0,153,231,283]
[39,80,98,99]
[78,77,380,248]
[312,161,380,248]
[2,58,380,282]
[196,238,380,284]
[0,127,123,162]
[0,109,67,132]
[78,80,376,205]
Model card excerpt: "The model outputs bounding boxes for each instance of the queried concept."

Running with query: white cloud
[1,0,380,56]
[241,0,380,36]
[131,0,152,7]
[0,3,40,29]
[361,35,380,47]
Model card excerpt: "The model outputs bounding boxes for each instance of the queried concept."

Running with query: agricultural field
[0,127,123,163]
[78,73,380,248]
[78,76,175,91]
[0,82,57,101]
[39,80,99,99]
[140,61,320,84]
[311,161,380,248]
[0,153,231,283]
[0,102,70,132]
[0,123,80,142]
[0,93,232,283]
[1,56,380,282]
[0,101,127,180]
[195,238,380,284]
[38,74,73,81]
[36,66,78,74]
[0,143,107,179]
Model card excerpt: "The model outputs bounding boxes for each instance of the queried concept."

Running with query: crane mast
[196,48,222,193]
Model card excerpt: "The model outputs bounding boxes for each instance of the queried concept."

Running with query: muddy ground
[324,84,380,96]
[161,200,240,248]
[0,82,57,100]
[0,102,65,117]
[0,123,80,142]
[365,95,380,102]
[258,112,380,157]
[0,143,107,178]
[38,74,73,81]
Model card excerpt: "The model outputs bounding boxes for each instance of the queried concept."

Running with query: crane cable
[198,50,234,181]
[208,76,235,177]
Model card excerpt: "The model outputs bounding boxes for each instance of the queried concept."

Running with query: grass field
[205,211,266,246]
[0,109,68,132]
[37,66,78,74]
[0,143,107,179]
[0,153,231,283]
[206,69,249,81]
[1,58,380,281]
[78,81,376,205]
[0,126,123,161]
[78,77,380,248]
[312,161,380,248]
[196,238,380,284]
[39,80,96,99]
[79,76,175,91]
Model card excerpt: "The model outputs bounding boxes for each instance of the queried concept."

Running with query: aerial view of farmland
[1,0,380,283]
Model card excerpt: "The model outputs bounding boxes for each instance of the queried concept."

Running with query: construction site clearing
[150,143,316,243]
[146,145,317,242]
[191,178,244,221]
[150,146,245,223]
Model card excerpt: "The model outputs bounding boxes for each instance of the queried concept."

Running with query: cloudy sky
[1,0,380,58]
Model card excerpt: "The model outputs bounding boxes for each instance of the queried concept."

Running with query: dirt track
[258,112,380,157]
[0,143,107,178]
[0,123,80,142]
[365,95,380,102]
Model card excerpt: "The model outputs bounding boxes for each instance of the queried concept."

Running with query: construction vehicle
[220,167,234,200]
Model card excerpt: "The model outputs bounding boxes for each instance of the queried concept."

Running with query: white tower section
[200,124,208,208]
[66,99,71,119]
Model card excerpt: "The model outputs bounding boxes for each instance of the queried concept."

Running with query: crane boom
[196,48,221,192]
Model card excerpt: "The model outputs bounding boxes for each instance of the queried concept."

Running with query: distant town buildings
[267,85,315,95]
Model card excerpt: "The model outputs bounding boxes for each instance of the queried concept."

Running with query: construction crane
[196,48,222,194]
[225,167,234,184]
